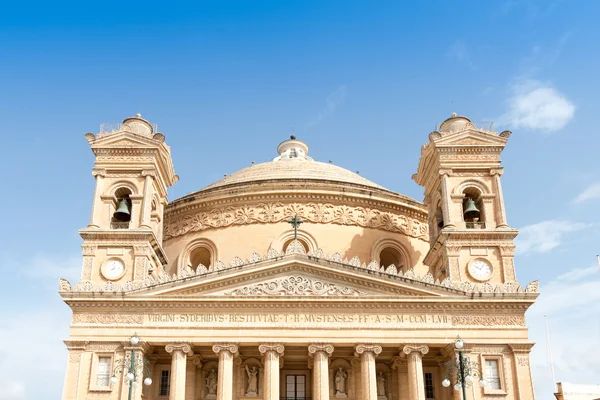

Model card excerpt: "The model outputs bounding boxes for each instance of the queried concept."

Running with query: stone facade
[59,113,538,399]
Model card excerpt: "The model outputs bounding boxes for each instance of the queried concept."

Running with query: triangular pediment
[129,256,465,299]
[91,131,161,148]
[434,130,507,147]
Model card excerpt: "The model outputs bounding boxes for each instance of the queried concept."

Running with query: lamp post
[110,334,153,400]
[441,338,486,400]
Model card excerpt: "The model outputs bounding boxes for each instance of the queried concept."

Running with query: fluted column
[166,343,194,400]
[213,343,239,400]
[259,344,285,400]
[308,343,334,400]
[140,171,154,228]
[354,344,381,400]
[403,345,429,400]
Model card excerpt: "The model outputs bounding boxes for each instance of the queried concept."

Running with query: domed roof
[200,136,387,192]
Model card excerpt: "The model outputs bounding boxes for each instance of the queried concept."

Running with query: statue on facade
[334,367,348,397]
[245,365,258,396]
[206,369,218,395]
[376,371,386,396]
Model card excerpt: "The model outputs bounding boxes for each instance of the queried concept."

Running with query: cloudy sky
[1,1,599,399]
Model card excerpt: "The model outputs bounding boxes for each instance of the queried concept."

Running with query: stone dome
[439,113,475,134]
[200,136,387,192]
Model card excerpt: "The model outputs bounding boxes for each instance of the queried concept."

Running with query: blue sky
[1,1,599,398]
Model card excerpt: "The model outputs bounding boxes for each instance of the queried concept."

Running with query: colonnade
[163,342,429,400]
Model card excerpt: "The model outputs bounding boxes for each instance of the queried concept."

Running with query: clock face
[101,259,125,281]
[468,259,493,281]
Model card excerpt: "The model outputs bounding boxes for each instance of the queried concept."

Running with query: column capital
[259,343,285,356]
[308,343,334,357]
[91,168,106,178]
[212,342,239,355]
[490,168,504,176]
[391,356,406,370]
[354,344,382,357]
[142,170,156,177]
[509,343,534,353]
[166,342,194,355]
[402,344,429,356]
[188,355,202,368]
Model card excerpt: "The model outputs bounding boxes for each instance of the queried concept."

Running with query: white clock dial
[469,259,493,281]
[101,259,125,281]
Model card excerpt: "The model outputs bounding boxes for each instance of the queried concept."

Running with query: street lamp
[110,334,153,400]
[441,337,486,400]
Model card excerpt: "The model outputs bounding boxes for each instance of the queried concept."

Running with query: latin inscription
[146,313,450,327]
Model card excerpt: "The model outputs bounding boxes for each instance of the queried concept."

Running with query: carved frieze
[452,315,525,327]
[73,313,143,325]
[224,276,368,296]
[164,202,429,241]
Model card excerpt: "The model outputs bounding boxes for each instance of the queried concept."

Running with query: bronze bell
[463,198,480,220]
[113,199,131,222]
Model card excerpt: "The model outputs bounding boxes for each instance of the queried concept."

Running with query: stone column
[259,344,285,400]
[440,171,455,228]
[402,345,429,400]
[308,343,334,400]
[186,356,202,400]
[492,170,508,228]
[354,344,381,400]
[213,343,239,400]
[88,169,104,228]
[392,356,408,400]
[140,171,154,228]
[166,343,194,400]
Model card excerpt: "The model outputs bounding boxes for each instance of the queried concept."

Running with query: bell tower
[413,113,518,284]
[78,114,178,284]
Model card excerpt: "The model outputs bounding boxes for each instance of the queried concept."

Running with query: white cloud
[499,80,575,132]
[515,219,589,255]
[527,265,600,399]
[308,85,348,127]
[447,40,478,71]
[574,182,600,204]
[0,382,26,400]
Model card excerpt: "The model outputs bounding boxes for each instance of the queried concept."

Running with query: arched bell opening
[189,247,212,272]
[462,187,485,229]
[379,247,405,269]
[111,187,133,229]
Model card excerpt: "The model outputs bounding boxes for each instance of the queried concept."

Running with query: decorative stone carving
[452,315,525,326]
[165,343,193,355]
[355,344,382,356]
[73,313,143,325]
[164,202,429,242]
[59,278,72,291]
[308,343,334,356]
[258,343,285,356]
[334,367,348,397]
[205,368,218,396]
[376,370,386,397]
[402,345,429,356]
[525,280,539,293]
[244,365,258,396]
[225,276,368,296]
[212,343,239,355]
[285,239,307,255]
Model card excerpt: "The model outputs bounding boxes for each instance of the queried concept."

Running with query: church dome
[199,136,387,193]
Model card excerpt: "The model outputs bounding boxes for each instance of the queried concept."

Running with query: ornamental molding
[212,343,239,355]
[224,275,368,296]
[509,343,535,353]
[86,342,122,352]
[469,346,509,354]
[164,202,429,242]
[308,343,334,356]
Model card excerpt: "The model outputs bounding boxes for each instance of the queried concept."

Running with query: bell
[113,199,131,222]
[463,198,480,220]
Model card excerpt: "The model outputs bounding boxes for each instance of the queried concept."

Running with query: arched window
[462,187,485,229]
[372,239,411,270]
[179,238,218,274]
[379,247,404,268]
[189,247,212,271]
